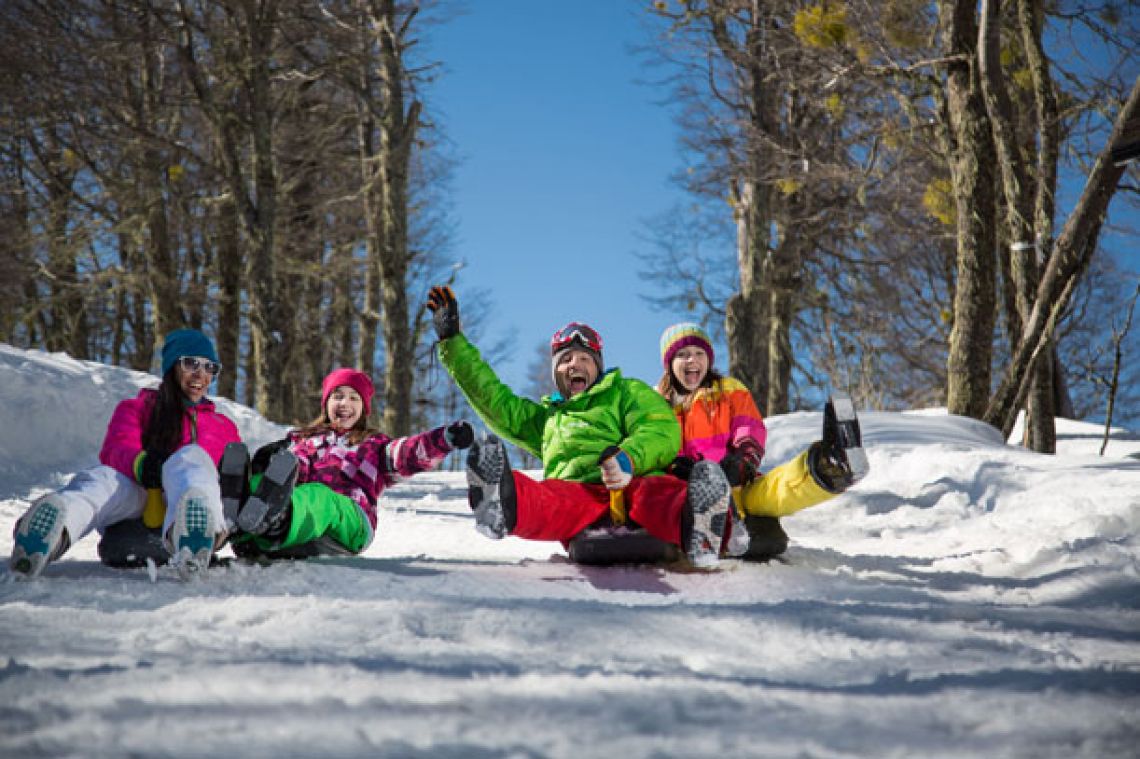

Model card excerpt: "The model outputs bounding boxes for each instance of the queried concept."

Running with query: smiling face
[671,346,709,394]
[554,348,600,398]
[326,386,364,431]
[176,358,212,404]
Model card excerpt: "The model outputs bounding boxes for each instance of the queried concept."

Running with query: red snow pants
[511,472,688,545]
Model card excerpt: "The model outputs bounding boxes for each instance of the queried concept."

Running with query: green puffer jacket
[439,334,680,483]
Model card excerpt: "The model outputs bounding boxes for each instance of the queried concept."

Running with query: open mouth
[567,373,589,394]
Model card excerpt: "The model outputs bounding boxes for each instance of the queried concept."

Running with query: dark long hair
[141,369,189,455]
[655,365,725,409]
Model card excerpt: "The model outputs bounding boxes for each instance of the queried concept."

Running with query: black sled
[97,519,171,568]
[567,527,682,566]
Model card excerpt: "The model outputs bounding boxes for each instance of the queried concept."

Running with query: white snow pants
[51,444,224,542]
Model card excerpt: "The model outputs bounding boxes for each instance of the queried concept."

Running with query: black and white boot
[465,435,517,540]
[723,503,752,558]
[237,449,298,537]
[218,442,251,532]
[810,393,870,493]
[685,460,732,568]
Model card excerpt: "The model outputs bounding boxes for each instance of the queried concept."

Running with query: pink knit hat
[321,368,375,417]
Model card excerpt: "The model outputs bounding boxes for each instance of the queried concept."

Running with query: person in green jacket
[426,285,738,568]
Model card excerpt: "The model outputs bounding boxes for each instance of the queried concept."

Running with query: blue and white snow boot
[9,495,70,578]
[167,489,217,580]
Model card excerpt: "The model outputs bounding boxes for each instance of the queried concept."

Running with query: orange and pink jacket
[669,377,767,463]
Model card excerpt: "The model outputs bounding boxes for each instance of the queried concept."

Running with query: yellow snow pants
[739,449,836,518]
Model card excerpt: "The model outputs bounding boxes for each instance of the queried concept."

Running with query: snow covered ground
[2,344,1138,758]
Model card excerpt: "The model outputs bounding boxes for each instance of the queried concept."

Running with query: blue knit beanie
[161,329,219,376]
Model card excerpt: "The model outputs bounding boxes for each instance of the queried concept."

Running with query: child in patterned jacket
[226,368,474,560]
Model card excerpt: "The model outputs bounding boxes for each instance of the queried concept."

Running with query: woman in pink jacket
[9,329,239,579]
[225,368,474,560]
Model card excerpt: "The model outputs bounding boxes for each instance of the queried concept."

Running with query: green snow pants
[235,479,370,556]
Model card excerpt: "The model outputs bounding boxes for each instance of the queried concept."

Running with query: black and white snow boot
[237,449,298,537]
[465,435,517,539]
[218,442,251,532]
[810,393,870,493]
[685,459,732,568]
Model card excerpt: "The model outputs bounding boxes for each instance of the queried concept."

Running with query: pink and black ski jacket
[287,425,455,530]
[99,388,241,481]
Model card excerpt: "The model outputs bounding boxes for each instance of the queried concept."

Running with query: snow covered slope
[2,344,1138,758]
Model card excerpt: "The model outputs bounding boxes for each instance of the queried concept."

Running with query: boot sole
[169,492,216,580]
[10,498,66,578]
[466,437,508,539]
[237,451,297,535]
[218,443,250,530]
[829,395,870,480]
[687,461,730,568]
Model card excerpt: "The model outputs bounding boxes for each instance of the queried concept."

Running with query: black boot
[465,435,517,539]
[810,395,869,492]
[741,516,789,562]
[218,442,251,531]
[237,449,298,536]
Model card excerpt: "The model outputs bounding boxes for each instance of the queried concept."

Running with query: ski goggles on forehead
[178,356,222,376]
[550,323,603,354]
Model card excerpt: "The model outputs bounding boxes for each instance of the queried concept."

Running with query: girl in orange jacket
[656,323,867,560]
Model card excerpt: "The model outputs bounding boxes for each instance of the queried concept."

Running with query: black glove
[426,285,460,340]
[719,452,758,488]
[252,438,290,474]
[667,455,696,481]
[137,448,168,489]
[445,421,474,450]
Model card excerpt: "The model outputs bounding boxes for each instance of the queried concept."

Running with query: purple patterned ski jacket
[287,425,456,530]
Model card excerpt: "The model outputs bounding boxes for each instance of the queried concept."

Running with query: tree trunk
[984,75,1140,435]
[941,0,999,420]
[43,144,87,358]
[214,194,242,401]
[978,0,1054,451]
[726,177,771,414]
[711,4,775,414]
[137,11,181,347]
[766,228,801,415]
[349,0,422,434]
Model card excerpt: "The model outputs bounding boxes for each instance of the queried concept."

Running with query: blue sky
[425,2,690,390]
[423,2,1139,403]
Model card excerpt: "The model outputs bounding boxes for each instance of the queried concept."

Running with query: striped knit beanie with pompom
[659,322,714,370]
